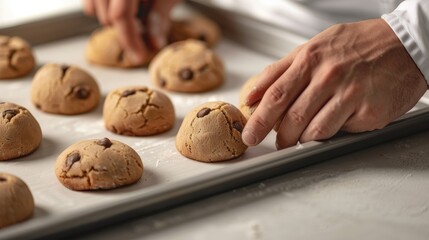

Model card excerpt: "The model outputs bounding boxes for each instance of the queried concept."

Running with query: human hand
[242,19,428,149]
[83,0,180,65]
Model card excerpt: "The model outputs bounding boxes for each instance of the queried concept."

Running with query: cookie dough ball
[31,63,100,115]
[239,75,260,120]
[103,86,175,136]
[86,27,153,68]
[0,173,35,228]
[169,16,221,48]
[176,101,247,162]
[0,102,42,161]
[0,35,35,79]
[55,138,143,190]
[149,39,224,93]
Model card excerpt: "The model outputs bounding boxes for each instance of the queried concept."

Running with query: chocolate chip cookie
[176,101,247,162]
[0,35,36,79]
[86,27,154,68]
[0,102,42,161]
[55,138,144,190]
[31,63,100,115]
[0,172,35,228]
[149,39,224,93]
[239,74,260,120]
[169,15,221,48]
[103,86,175,136]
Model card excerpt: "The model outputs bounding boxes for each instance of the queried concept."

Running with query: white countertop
[81,130,429,240]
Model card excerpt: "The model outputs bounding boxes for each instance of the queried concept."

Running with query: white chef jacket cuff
[382,12,429,85]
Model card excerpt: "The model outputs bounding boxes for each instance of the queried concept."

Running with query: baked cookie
[239,75,260,120]
[149,39,224,93]
[169,16,221,48]
[0,35,35,79]
[0,102,42,161]
[55,138,143,190]
[103,86,175,136]
[31,63,100,115]
[176,101,247,162]
[0,172,34,228]
[86,27,154,68]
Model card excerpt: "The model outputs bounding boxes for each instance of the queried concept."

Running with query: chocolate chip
[179,68,194,81]
[160,78,167,87]
[232,121,243,133]
[0,102,5,105]
[35,103,41,109]
[66,152,81,169]
[96,137,112,148]
[60,64,69,74]
[198,33,207,42]
[121,89,136,97]
[197,107,211,118]
[2,109,19,121]
[0,177,6,182]
[73,86,90,99]
[118,50,125,62]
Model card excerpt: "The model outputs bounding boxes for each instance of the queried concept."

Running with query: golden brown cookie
[169,16,221,48]
[239,75,260,120]
[0,102,42,161]
[149,39,224,93]
[31,63,100,115]
[176,101,247,162]
[0,172,35,228]
[55,138,143,190]
[103,86,175,136]
[86,27,154,68]
[0,35,35,79]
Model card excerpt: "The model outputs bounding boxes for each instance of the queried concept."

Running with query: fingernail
[245,86,258,106]
[242,128,258,146]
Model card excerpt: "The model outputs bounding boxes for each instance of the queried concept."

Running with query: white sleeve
[382,0,429,85]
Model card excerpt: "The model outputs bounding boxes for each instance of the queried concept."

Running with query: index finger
[109,0,146,65]
[246,46,301,107]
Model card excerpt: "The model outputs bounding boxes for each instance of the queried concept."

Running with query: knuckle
[319,63,344,87]
[309,124,331,140]
[287,110,307,126]
[266,85,288,105]
[252,115,270,131]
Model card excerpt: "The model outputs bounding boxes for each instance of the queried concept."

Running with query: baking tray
[2,3,429,240]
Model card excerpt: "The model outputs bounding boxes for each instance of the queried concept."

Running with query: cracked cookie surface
[176,101,247,162]
[149,39,224,93]
[169,16,220,48]
[0,102,42,161]
[31,63,100,115]
[103,86,175,136]
[55,138,144,190]
[0,172,34,228]
[0,35,35,79]
[86,27,154,68]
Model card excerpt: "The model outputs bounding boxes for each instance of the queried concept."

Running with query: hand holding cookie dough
[83,0,181,65]
[55,138,143,190]
[0,173,34,228]
[0,35,35,79]
[31,64,100,115]
[0,102,42,161]
[242,19,428,150]
[176,101,247,162]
